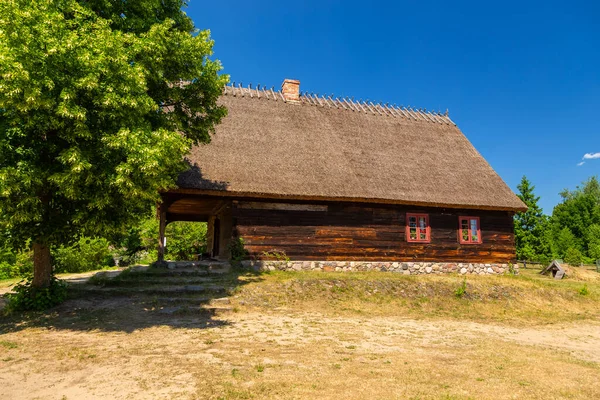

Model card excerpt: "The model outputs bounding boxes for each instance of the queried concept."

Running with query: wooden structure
[540,260,566,279]
[158,79,526,263]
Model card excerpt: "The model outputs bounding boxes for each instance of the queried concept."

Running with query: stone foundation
[241,260,518,275]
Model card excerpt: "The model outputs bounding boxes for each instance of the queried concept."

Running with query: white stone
[460,267,467,274]
[425,266,433,274]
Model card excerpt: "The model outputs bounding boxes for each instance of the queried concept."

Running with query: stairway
[70,261,236,315]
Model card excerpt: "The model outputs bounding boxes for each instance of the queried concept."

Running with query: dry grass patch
[1,266,599,399]
[229,268,600,325]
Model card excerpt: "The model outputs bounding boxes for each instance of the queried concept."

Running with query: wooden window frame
[458,216,482,244]
[406,213,431,243]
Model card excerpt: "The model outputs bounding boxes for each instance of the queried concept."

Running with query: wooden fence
[518,260,600,272]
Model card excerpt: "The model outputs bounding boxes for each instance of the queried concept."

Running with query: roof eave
[164,188,528,213]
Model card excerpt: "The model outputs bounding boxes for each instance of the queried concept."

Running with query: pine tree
[514,176,550,261]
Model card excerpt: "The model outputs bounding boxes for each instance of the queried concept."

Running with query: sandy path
[1,310,599,399]
[0,269,126,296]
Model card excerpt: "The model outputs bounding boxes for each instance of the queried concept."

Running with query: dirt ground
[1,267,600,399]
[1,311,600,399]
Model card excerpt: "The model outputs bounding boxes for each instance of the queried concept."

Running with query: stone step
[71,284,228,297]
[125,267,229,277]
[164,261,231,271]
[94,276,229,287]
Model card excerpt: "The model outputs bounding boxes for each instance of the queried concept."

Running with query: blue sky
[187,1,600,213]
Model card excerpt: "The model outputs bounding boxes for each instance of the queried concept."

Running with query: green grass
[0,340,18,349]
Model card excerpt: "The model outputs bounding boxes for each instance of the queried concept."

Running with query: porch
[157,194,234,262]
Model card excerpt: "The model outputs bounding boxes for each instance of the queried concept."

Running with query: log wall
[232,201,516,263]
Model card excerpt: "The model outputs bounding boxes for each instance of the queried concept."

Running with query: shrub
[0,246,16,265]
[579,284,590,296]
[118,217,208,262]
[564,247,583,266]
[260,250,290,262]
[116,227,144,265]
[164,222,208,260]
[5,276,68,312]
[53,237,113,273]
[0,250,33,280]
[228,237,248,265]
[454,278,467,298]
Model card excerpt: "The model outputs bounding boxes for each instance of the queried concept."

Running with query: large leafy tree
[550,177,600,259]
[0,0,227,287]
[514,176,550,261]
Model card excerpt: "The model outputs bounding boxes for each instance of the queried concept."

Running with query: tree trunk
[32,242,52,288]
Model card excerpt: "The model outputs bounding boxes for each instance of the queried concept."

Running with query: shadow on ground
[0,264,263,334]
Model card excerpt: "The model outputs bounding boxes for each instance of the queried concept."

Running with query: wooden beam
[210,200,229,217]
[163,188,527,212]
[166,213,209,222]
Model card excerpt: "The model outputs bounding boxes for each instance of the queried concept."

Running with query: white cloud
[577,161,585,166]
[583,152,600,160]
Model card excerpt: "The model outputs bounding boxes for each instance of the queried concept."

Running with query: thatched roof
[176,85,526,212]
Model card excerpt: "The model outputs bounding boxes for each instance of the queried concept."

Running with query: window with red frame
[459,216,481,244]
[406,213,430,243]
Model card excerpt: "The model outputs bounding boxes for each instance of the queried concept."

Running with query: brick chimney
[281,79,300,103]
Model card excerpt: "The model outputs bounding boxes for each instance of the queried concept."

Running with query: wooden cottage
[159,79,527,273]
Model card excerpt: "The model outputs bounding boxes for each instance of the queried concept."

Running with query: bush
[228,237,248,265]
[0,250,33,280]
[564,247,583,266]
[164,222,208,260]
[53,237,113,273]
[454,278,467,298]
[5,276,68,312]
[579,284,590,296]
[112,217,208,262]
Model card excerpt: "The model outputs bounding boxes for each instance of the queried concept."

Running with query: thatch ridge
[222,84,454,125]
[177,90,526,212]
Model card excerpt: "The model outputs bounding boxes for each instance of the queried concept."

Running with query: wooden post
[158,205,167,263]
[206,215,215,258]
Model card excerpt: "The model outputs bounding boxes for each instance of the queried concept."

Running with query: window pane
[470,219,478,232]
[462,229,469,241]
[409,227,417,240]
[470,219,479,242]
[409,216,417,227]
[418,217,427,229]
[419,230,427,240]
